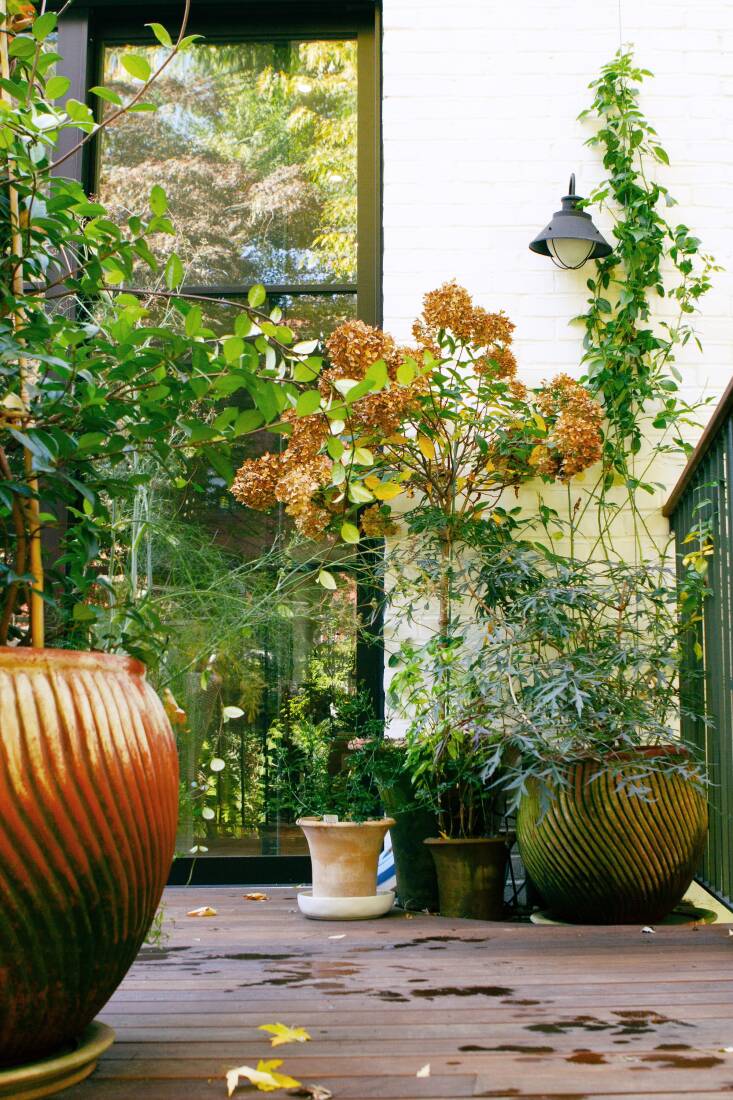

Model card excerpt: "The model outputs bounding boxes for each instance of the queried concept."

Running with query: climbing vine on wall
[578,49,718,491]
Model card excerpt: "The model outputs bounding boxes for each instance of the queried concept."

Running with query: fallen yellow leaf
[226,1059,301,1095]
[244,892,269,902]
[187,906,217,918]
[258,1023,311,1048]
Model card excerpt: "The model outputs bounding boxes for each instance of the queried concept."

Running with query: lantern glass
[548,236,595,270]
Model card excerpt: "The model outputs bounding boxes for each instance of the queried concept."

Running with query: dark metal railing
[665,378,733,906]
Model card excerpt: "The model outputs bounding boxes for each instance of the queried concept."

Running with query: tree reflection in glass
[97,39,358,286]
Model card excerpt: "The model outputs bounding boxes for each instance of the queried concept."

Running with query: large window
[58,3,381,879]
[97,35,360,331]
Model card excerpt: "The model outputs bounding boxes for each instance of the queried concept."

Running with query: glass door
[90,10,380,873]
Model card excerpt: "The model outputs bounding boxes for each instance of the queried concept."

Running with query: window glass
[97,40,358,286]
[95,31,367,862]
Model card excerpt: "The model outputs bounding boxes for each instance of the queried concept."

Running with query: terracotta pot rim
[0,644,146,677]
[297,817,396,829]
[424,835,509,846]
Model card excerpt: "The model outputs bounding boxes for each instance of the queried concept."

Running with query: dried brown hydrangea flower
[230,286,604,542]
[360,505,399,538]
[230,416,332,536]
[536,373,604,480]
[324,320,397,383]
[231,452,281,511]
[417,280,515,350]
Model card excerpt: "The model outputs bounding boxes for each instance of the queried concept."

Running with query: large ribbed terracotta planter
[0,647,178,1068]
[517,754,708,924]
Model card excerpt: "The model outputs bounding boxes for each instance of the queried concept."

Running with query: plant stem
[0,0,44,647]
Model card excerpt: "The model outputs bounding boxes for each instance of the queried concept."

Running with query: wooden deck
[65,887,733,1099]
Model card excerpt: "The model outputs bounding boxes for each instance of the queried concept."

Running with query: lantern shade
[530,174,612,269]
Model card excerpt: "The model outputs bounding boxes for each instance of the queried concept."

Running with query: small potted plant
[268,693,396,919]
[390,636,512,921]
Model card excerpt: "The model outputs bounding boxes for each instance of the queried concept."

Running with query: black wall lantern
[529,174,612,269]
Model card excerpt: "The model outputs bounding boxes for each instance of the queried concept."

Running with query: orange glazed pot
[0,647,178,1067]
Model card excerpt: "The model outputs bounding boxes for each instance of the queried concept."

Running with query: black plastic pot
[380,777,439,912]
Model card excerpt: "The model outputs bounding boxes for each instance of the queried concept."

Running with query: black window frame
[57,0,384,885]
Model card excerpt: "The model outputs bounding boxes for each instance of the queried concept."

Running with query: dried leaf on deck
[226,1059,301,1095]
[187,906,217,917]
[259,1023,311,1047]
[245,892,269,902]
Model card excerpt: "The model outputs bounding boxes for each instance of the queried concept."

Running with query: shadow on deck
[64,886,733,1099]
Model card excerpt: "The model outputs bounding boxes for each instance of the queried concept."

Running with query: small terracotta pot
[297,817,395,898]
[425,837,509,920]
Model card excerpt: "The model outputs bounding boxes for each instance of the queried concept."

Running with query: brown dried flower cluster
[415,280,516,352]
[475,345,518,381]
[324,319,425,435]
[324,320,396,383]
[360,505,398,538]
[230,287,603,541]
[230,411,332,537]
[536,373,604,480]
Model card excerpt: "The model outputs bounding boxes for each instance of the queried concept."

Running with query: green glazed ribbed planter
[517,755,708,925]
[425,837,509,920]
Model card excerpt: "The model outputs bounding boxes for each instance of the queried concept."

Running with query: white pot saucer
[298,891,395,920]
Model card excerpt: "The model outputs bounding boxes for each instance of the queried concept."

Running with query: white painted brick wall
[382,0,733,413]
[380,0,733,722]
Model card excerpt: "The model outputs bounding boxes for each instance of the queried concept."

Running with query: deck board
[63,887,733,1098]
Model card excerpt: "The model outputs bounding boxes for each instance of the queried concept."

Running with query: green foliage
[472,549,706,806]
[144,904,170,948]
[389,632,508,838]
[269,691,384,822]
[0,3,326,647]
[578,48,718,483]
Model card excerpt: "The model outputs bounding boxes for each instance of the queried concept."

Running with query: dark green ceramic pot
[517,756,708,924]
[380,778,439,912]
[424,837,509,920]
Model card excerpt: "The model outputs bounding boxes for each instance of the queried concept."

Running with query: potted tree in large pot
[232,281,604,921]
[477,549,708,924]
[0,5,314,1093]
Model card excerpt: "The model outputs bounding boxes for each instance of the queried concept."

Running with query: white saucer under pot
[297,891,395,920]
